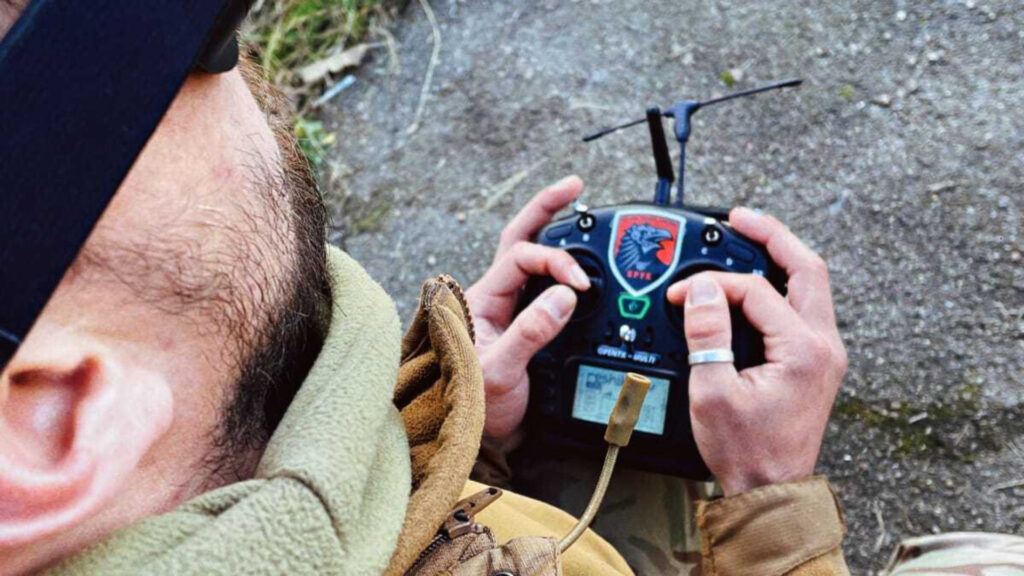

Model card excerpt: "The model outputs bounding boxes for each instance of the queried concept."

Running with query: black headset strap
[0,0,241,367]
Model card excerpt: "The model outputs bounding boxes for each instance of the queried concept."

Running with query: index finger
[495,176,583,259]
[729,207,838,336]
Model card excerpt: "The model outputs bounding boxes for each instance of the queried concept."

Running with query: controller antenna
[646,106,674,205]
[664,78,803,206]
[583,78,803,207]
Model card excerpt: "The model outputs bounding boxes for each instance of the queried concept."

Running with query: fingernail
[541,285,577,321]
[570,265,591,290]
[688,275,719,306]
[556,175,580,187]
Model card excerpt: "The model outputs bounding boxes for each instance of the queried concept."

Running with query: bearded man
[0,2,856,575]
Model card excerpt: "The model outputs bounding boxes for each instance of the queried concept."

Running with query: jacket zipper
[406,487,504,575]
[409,532,452,573]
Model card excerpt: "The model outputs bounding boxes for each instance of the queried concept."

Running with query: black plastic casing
[521,202,786,479]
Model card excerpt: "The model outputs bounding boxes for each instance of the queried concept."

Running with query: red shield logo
[609,209,686,296]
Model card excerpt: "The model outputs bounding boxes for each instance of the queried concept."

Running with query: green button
[618,293,651,319]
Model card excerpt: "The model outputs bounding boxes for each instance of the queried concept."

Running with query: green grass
[243,0,387,176]
[832,385,984,459]
[244,0,382,89]
[293,117,336,170]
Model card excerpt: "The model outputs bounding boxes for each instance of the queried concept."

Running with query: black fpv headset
[0,0,256,369]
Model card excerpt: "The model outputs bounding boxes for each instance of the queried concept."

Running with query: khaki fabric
[885,532,1024,575]
[404,485,565,576]
[405,526,562,576]
[696,476,850,576]
[406,529,499,576]
[788,549,850,576]
[386,276,486,576]
[446,536,561,576]
[461,480,635,576]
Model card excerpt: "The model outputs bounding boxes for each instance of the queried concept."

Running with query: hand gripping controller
[518,80,799,479]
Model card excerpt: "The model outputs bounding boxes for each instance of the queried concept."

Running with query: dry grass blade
[405,0,441,135]
[298,43,371,84]
[986,438,1024,493]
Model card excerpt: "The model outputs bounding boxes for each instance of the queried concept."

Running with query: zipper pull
[444,486,503,538]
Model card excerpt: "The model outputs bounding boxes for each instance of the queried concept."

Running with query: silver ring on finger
[688,349,735,366]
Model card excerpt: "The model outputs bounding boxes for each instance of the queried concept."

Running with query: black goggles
[0,0,255,369]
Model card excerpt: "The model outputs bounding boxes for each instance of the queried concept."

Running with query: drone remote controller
[520,80,800,479]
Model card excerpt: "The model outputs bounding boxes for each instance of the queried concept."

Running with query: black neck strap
[0,0,245,368]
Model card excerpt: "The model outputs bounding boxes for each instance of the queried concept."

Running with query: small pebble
[896,9,907,21]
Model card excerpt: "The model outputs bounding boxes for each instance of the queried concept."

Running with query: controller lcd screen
[572,365,670,435]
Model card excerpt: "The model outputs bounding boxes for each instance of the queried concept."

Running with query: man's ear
[0,330,173,546]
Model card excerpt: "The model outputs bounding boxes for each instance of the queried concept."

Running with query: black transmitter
[519,80,800,479]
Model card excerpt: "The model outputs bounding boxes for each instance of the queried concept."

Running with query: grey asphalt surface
[319,1,1024,573]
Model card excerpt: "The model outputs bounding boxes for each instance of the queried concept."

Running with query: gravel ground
[319,1,1023,573]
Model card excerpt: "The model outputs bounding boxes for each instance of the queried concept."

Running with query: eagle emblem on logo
[609,210,685,296]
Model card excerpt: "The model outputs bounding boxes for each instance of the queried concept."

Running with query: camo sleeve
[696,476,850,576]
[884,532,1024,575]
